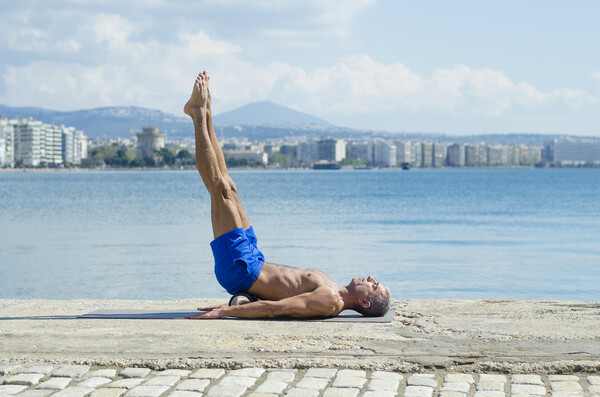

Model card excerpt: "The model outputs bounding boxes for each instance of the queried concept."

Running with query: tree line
[81,144,194,168]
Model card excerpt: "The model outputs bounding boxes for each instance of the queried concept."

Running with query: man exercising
[184,71,390,319]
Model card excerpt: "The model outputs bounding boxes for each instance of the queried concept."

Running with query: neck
[336,285,357,311]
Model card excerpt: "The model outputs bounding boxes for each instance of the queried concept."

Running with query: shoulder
[307,286,344,316]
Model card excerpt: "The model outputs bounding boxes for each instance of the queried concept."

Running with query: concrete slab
[18,390,54,397]
[51,365,90,378]
[36,377,72,389]
[4,372,45,386]
[1,299,600,373]
[175,379,210,392]
[0,384,28,394]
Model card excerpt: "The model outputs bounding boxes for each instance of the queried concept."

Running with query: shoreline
[2,299,599,374]
[2,166,597,174]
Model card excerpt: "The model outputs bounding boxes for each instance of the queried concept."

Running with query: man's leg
[184,71,243,238]
[204,82,250,230]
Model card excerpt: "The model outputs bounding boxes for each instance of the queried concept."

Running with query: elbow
[265,308,276,318]
[258,302,276,318]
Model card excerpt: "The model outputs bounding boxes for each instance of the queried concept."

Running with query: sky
[1,0,599,136]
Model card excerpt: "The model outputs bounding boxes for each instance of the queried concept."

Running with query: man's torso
[248,262,338,301]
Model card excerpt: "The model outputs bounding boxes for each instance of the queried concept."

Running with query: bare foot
[184,71,210,117]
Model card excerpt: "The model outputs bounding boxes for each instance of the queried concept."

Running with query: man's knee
[226,176,238,194]
[209,176,236,200]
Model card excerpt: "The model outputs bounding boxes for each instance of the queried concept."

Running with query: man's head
[347,276,391,317]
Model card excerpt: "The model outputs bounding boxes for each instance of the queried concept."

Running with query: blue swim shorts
[210,226,265,295]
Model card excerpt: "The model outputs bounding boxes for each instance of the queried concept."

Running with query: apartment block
[447,143,465,167]
[316,138,346,162]
[12,118,43,166]
[369,139,397,167]
[346,141,369,162]
[0,118,14,167]
[42,123,64,165]
[421,143,434,167]
[296,141,318,164]
[487,145,512,166]
[222,142,268,165]
[394,140,412,166]
[279,144,297,162]
[529,146,542,164]
[63,127,88,165]
[543,139,600,165]
[433,143,447,167]
[411,142,422,167]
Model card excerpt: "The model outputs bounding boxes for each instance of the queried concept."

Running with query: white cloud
[212,57,585,120]
[3,37,598,127]
[209,0,375,46]
[179,31,241,56]
[1,61,152,110]
[91,13,135,50]
[8,28,81,53]
[550,89,599,109]
[0,1,598,135]
[214,0,374,24]
[420,65,547,116]
[310,0,376,26]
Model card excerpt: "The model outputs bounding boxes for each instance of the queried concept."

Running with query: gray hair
[356,288,391,317]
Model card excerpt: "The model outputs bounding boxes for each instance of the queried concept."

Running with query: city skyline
[1,1,599,136]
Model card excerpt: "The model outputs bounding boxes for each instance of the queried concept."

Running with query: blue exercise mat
[78,308,394,322]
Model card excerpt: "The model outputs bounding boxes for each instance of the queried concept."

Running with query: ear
[358,297,371,309]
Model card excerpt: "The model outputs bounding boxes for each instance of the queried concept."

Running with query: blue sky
[1,0,599,135]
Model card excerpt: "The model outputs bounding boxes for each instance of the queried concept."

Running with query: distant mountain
[0,101,330,138]
[1,103,594,145]
[0,104,193,139]
[213,101,331,126]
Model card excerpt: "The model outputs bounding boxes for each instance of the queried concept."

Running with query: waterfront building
[477,145,488,165]
[411,142,422,167]
[316,138,346,162]
[263,144,280,155]
[421,142,434,167]
[517,145,530,165]
[543,139,600,165]
[509,145,522,166]
[394,140,412,166]
[0,118,14,167]
[464,144,478,166]
[279,144,297,162]
[223,147,268,166]
[42,123,64,165]
[487,144,512,166]
[346,141,369,162]
[62,127,88,165]
[447,143,465,167]
[369,139,397,167]
[297,141,318,164]
[433,142,447,167]
[8,117,87,167]
[529,146,543,164]
[136,127,165,159]
[12,117,43,167]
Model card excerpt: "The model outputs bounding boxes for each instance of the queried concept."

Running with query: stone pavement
[1,364,599,397]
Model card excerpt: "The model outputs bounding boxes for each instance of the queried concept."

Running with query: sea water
[0,168,598,301]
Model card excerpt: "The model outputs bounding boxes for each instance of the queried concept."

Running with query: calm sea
[1,169,599,301]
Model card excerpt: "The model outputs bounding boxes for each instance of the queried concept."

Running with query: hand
[185,304,227,319]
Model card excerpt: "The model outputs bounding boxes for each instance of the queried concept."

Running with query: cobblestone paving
[1,364,599,397]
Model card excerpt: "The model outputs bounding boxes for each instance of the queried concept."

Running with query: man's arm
[187,288,343,319]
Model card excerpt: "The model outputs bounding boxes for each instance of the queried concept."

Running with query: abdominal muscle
[248,262,334,301]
